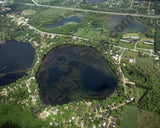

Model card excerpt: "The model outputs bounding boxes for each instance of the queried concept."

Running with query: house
[113,56,118,61]
[143,41,154,45]
[103,122,106,127]
[105,111,109,117]
[155,56,159,60]
[112,123,116,127]
[49,122,52,126]
[131,36,140,41]
[120,39,130,43]
[126,100,130,103]
[130,97,135,101]
[129,59,136,63]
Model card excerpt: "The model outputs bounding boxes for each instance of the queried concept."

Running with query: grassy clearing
[0,102,48,128]
[75,27,108,40]
[123,33,139,37]
[139,34,154,41]
[29,8,73,27]
[137,41,154,50]
[122,50,138,59]
[137,109,160,128]
[118,41,135,49]
[128,85,146,101]
[21,9,36,16]
[120,106,138,128]
[136,56,155,71]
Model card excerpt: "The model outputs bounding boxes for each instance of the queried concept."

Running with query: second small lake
[106,15,149,33]
[45,14,85,28]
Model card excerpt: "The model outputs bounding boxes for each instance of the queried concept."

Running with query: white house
[131,36,139,40]
[129,59,136,63]
[144,41,154,45]
[120,39,130,43]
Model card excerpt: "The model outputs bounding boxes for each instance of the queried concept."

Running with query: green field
[138,109,160,128]
[120,106,138,128]
[29,8,73,27]
[137,41,154,50]
[118,41,135,49]
[122,50,138,59]
[122,33,139,38]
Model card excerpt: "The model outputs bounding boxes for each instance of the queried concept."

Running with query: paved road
[113,44,158,57]
[25,22,89,41]
[4,1,160,19]
[129,0,134,9]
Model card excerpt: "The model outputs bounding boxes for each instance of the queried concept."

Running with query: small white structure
[93,125,96,128]
[120,39,130,43]
[144,41,154,45]
[126,100,130,103]
[155,56,159,60]
[49,122,53,126]
[55,122,58,127]
[113,56,118,61]
[130,97,135,101]
[129,59,136,63]
[104,51,108,54]
[0,1,5,4]
[72,117,75,120]
[131,36,139,40]
[103,122,106,126]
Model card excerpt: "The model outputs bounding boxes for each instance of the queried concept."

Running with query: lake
[0,40,35,86]
[46,14,85,28]
[36,45,117,105]
[106,15,149,33]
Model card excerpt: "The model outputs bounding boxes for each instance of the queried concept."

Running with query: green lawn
[29,8,73,27]
[21,9,36,16]
[120,106,138,128]
[118,41,135,49]
[137,41,154,50]
[122,50,138,59]
[75,27,109,40]
[137,109,160,128]
[123,33,139,38]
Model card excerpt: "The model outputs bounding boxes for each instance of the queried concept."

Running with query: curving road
[4,1,160,19]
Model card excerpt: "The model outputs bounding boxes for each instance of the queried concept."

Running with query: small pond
[36,45,117,105]
[0,40,35,86]
[45,14,85,28]
[106,15,149,33]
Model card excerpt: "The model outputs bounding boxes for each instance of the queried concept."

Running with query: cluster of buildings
[120,36,140,43]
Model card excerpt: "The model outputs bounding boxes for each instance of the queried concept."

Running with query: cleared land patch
[120,106,138,128]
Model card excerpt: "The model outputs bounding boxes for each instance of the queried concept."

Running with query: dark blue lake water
[36,45,117,105]
[0,40,35,86]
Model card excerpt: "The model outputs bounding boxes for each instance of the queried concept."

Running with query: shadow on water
[36,45,117,106]
[0,72,27,87]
